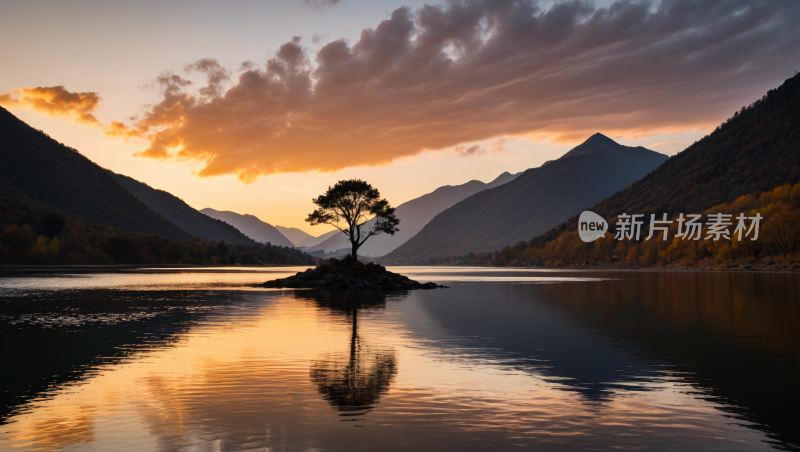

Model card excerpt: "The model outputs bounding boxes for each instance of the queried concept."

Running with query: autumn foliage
[492,182,800,269]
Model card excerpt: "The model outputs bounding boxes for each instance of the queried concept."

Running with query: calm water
[0,267,798,451]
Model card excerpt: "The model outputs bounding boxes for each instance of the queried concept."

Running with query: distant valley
[4,74,797,270]
[199,208,294,248]
[0,106,314,266]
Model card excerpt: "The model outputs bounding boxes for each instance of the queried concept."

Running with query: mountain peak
[584,132,615,144]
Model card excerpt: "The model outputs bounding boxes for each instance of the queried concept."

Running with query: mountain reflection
[296,290,399,414]
[411,272,800,450]
[1,272,797,451]
[415,283,657,403]
[532,271,800,450]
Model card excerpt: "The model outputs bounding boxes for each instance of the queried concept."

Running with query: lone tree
[306,179,399,262]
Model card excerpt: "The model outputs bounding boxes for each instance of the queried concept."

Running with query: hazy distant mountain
[0,107,191,241]
[275,226,314,247]
[200,208,294,248]
[108,171,256,245]
[358,171,521,257]
[297,229,340,248]
[305,171,522,256]
[383,134,668,261]
[304,229,343,252]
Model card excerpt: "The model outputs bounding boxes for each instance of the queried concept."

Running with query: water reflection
[532,272,800,450]
[0,289,230,424]
[410,284,663,402]
[302,291,399,415]
[0,269,797,451]
[408,274,800,450]
[13,406,95,451]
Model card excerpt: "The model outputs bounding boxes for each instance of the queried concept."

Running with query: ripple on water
[0,268,797,451]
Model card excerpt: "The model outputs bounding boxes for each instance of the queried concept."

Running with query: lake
[1,267,798,451]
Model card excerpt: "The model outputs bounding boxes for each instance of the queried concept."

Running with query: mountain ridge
[382,133,668,261]
[305,170,522,256]
[518,73,800,259]
[275,225,315,247]
[107,171,257,245]
[200,208,294,248]
[0,106,192,241]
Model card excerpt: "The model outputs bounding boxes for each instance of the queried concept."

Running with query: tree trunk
[351,243,359,262]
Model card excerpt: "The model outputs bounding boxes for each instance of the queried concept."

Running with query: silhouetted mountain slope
[358,171,521,257]
[275,226,314,247]
[384,134,668,261]
[0,107,191,241]
[527,73,800,250]
[200,208,294,248]
[108,171,256,245]
[306,171,522,256]
[560,134,669,175]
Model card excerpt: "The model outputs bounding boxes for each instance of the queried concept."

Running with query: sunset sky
[2,0,797,235]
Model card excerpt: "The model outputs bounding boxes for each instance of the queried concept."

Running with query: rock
[262,259,447,291]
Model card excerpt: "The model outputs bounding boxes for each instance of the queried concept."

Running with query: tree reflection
[297,290,399,414]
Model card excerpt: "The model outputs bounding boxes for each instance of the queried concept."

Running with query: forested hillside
[0,197,316,265]
[0,107,191,241]
[109,171,258,245]
[490,73,800,269]
[493,182,800,269]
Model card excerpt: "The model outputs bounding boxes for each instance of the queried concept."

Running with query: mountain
[304,171,522,256]
[357,171,521,257]
[275,226,314,247]
[199,208,294,248]
[505,73,800,266]
[305,229,346,253]
[0,107,191,241]
[545,76,800,226]
[108,171,256,245]
[297,229,339,248]
[383,134,668,261]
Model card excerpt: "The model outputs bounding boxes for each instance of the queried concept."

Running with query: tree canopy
[306,180,399,262]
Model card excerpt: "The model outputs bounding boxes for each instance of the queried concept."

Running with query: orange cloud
[115,0,799,182]
[7,1,799,183]
[102,121,142,140]
[0,86,102,126]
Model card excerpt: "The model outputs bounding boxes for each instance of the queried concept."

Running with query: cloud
[304,0,343,11]
[7,0,800,182]
[311,33,330,45]
[122,0,800,182]
[454,144,485,157]
[0,86,102,125]
[491,138,508,154]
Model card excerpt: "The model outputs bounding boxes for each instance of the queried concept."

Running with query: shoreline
[0,264,310,276]
[1,260,798,274]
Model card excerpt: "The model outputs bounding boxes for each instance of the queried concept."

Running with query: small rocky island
[264,257,447,291]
